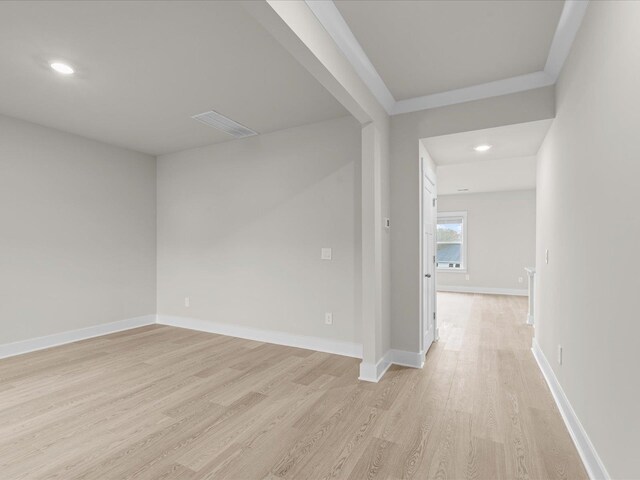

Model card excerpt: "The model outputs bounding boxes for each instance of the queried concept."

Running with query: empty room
[0,1,637,479]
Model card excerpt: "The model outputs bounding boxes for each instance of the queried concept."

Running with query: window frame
[436,211,468,273]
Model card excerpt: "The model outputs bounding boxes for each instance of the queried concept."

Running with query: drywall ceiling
[0,1,347,155]
[423,119,552,194]
[423,119,553,166]
[437,156,537,195]
[333,0,565,101]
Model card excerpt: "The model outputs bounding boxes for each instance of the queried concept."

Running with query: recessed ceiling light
[50,62,74,75]
[474,144,492,152]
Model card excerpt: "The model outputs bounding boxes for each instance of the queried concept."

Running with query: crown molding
[544,0,590,81]
[305,0,395,114]
[305,0,589,116]
[393,71,555,115]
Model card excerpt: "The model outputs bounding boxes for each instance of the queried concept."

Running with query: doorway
[421,165,437,354]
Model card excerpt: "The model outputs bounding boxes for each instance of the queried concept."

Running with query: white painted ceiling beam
[242,0,388,126]
[306,0,590,116]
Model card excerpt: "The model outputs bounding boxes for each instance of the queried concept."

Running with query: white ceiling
[436,156,537,195]
[422,119,552,195]
[423,119,553,166]
[0,1,347,155]
[334,0,564,101]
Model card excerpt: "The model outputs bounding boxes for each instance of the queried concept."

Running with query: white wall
[536,2,640,478]
[437,190,535,293]
[0,114,157,345]
[157,116,362,346]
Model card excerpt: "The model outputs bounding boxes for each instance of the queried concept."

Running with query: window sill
[437,269,467,274]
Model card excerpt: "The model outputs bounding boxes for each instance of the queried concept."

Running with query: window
[437,212,467,271]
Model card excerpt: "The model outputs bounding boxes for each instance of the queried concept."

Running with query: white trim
[304,0,395,114]
[359,348,426,382]
[359,351,392,382]
[393,71,555,115]
[303,0,588,114]
[544,0,590,81]
[437,285,528,296]
[390,349,425,369]
[157,314,362,359]
[0,315,157,360]
[531,338,610,480]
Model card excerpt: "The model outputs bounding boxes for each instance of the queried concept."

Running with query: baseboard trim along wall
[359,348,426,382]
[438,285,528,296]
[359,352,392,382]
[531,338,610,480]
[0,314,157,360]
[391,348,426,369]
[157,314,363,359]
[0,313,429,384]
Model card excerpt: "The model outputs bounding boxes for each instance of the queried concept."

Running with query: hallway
[422,292,587,479]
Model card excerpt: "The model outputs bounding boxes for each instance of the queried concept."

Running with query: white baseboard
[156,314,362,359]
[0,314,157,360]
[359,351,392,382]
[438,285,528,296]
[359,348,426,382]
[390,348,425,368]
[531,338,610,480]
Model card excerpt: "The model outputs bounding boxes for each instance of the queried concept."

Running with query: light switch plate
[558,345,563,365]
[321,248,332,260]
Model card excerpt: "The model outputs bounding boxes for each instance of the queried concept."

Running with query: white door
[422,178,436,353]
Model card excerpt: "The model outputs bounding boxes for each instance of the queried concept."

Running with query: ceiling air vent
[191,110,258,138]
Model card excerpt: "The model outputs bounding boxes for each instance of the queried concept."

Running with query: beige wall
[437,190,535,293]
[0,114,157,344]
[536,2,640,478]
[157,116,362,345]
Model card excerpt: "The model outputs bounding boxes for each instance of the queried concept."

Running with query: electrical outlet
[184,297,190,308]
[558,345,563,365]
[321,248,332,260]
[545,249,549,264]
[325,312,333,325]
[465,274,470,281]
[518,277,523,283]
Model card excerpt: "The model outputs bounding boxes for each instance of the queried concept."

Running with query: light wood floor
[0,293,587,479]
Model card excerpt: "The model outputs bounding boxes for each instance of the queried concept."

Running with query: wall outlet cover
[321,248,332,260]
[325,312,333,325]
